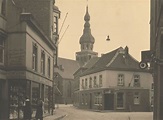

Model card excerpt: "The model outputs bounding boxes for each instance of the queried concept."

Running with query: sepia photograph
[0,0,161,120]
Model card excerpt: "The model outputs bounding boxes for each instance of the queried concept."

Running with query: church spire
[79,5,95,45]
[76,3,98,67]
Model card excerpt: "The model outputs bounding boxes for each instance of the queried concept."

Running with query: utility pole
[150,1,163,120]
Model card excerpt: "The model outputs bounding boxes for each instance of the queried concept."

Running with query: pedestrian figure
[35,99,44,120]
[24,99,32,120]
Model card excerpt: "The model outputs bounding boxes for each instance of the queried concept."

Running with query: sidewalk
[44,106,67,120]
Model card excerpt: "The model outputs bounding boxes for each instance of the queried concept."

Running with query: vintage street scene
[0,0,162,120]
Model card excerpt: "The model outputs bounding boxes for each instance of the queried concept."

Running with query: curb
[54,114,67,120]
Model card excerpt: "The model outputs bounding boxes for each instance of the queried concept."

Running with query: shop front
[9,80,52,120]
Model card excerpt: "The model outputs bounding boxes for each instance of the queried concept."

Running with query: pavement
[44,104,67,120]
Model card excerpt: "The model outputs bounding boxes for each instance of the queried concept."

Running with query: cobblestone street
[47,104,153,120]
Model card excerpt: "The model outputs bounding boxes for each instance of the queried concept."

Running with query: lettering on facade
[8,49,25,66]
[7,71,26,79]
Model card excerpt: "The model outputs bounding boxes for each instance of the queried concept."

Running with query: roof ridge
[105,47,123,67]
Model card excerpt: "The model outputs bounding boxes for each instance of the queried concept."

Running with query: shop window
[41,51,45,75]
[99,75,103,87]
[118,74,124,86]
[47,57,51,77]
[81,94,84,104]
[89,77,92,88]
[0,39,4,64]
[85,94,88,105]
[117,92,124,108]
[9,83,26,119]
[32,82,40,106]
[134,92,140,104]
[133,75,140,87]
[32,44,38,71]
[44,86,50,114]
[94,92,102,105]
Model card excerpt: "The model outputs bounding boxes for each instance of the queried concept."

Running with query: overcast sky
[55,0,150,61]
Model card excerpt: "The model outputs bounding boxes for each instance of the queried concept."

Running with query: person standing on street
[24,99,32,120]
[35,99,44,120]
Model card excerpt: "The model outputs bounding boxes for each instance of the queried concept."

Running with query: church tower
[76,6,98,66]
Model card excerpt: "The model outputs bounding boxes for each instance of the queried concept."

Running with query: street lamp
[106,35,110,41]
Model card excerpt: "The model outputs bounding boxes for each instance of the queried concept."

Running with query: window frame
[47,57,51,78]
[0,39,4,64]
[134,92,140,105]
[40,50,45,75]
[94,76,97,87]
[99,75,103,87]
[116,92,125,109]
[85,78,87,88]
[94,92,102,105]
[117,74,124,86]
[32,43,38,71]
[133,75,140,87]
[89,77,92,88]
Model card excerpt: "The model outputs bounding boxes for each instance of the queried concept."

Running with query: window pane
[117,92,124,108]
[118,74,124,86]
[0,48,3,63]
[134,75,140,87]
[32,82,40,106]
[134,92,140,104]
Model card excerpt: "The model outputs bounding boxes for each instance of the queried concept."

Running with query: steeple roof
[79,6,95,44]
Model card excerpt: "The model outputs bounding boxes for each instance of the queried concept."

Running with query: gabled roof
[83,57,100,69]
[74,57,100,76]
[81,47,143,76]
[54,57,80,79]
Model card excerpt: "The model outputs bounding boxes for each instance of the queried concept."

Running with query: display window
[9,81,26,120]
[44,86,50,114]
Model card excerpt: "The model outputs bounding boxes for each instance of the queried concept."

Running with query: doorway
[104,93,114,110]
